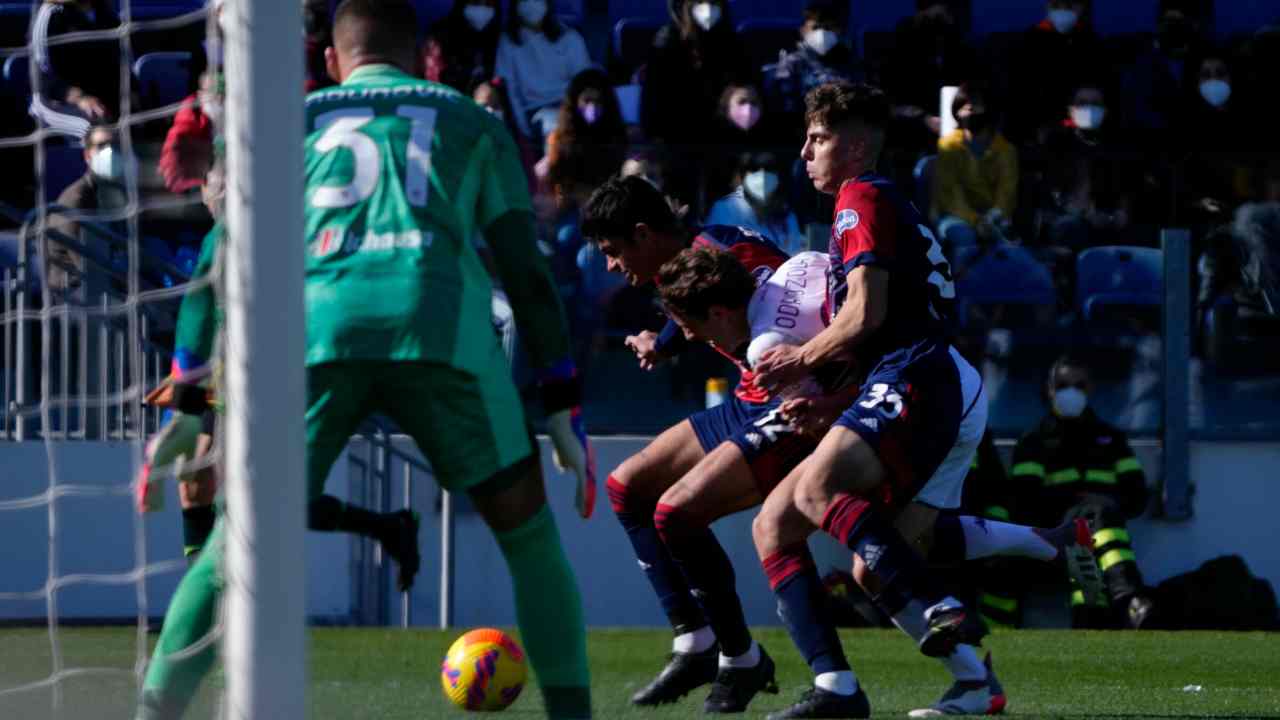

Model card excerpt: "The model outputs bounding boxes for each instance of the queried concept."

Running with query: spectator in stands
[422,0,501,93]
[931,84,1019,264]
[620,149,670,195]
[640,0,751,148]
[159,71,217,194]
[1010,353,1156,630]
[471,77,538,192]
[1120,1,1206,140]
[765,0,859,135]
[705,151,806,256]
[28,0,122,138]
[1005,0,1107,144]
[1032,82,1137,251]
[882,0,977,164]
[45,124,117,294]
[541,68,629,202]
[705,82,778,199]
[494,0,591,147]
[304,0,336,92]
[1175,53,1255,230]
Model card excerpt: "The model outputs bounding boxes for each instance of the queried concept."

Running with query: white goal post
[220,0,307,716]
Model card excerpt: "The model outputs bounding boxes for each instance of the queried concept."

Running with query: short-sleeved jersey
[655,224,789,403]
[827,173,956,369]
[302,64,532,369]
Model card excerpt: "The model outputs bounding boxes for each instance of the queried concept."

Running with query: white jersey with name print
[745,251,833,398]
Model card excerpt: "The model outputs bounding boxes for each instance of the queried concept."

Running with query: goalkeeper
[135,1,596,718]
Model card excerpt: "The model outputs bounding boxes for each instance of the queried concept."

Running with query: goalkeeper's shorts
[305,351,533,498]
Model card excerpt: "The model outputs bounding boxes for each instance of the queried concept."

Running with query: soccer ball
[440,628,527,712]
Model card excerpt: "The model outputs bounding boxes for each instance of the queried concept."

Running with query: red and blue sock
[654,503,751,657]
[763,542,850,675]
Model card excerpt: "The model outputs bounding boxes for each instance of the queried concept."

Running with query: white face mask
[463,4,495,31]
[743,170,779,204]
[1199,79,1231,108]
[517,0,547,27]
[691,3,721,31]
[1052,387,1088,418]
[804,29,838,56]
[1047,8,1078,34]
[90,145,123,182]
[1070,104,1105,130]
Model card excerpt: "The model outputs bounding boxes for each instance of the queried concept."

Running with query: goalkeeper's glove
[136,383,207,513]
[539,359,596,519]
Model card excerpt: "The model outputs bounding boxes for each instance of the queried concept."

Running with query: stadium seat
[954,244,1056,328]
[912,154,936,215]
[133,52,192,110]
[0,3,32,48]
[614,83,641,126]
[1076,246,1163,322]
[3,54,29,96]
[114,0,203,21]
[43,143,87,201]
[735,18,798,75]
[611,18,662,81]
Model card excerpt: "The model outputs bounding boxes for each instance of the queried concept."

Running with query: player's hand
[75,95,109,120]
[547,408,597,519]
[753,344,810,395]
[136,412,203,513]
[780,394,844,438]
[538,359,596,519]
[624,331,665,371]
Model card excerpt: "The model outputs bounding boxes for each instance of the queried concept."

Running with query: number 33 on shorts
[858,383,905,419]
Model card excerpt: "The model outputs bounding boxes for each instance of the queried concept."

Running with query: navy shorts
[688,395,816,495]
[833,343,987,510]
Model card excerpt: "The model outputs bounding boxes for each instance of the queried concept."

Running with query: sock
[890,600,986,682]
[654,503,752,658]
[673,626,716,654]
[307,494,384,538]
[719,640,760,669]
[960,515,1057,562]
[762,543,850,676]
[607,476,707,633]
[494,505,591,719]
[142,520,223,715]
[815,670,858,695]
[821,494,943,614]
[181,505,215,559]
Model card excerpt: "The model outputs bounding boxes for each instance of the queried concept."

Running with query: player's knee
[469,455,547,534]
[791,469,831,520]
[752,508,783,556]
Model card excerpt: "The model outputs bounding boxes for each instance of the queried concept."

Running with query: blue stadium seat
[0,3,32,48]
[3,53,29,95]
[608,0,669,24]
[43,143,86,201]
[736,17,798,74]
[114,0,204,21]
[611,17,662,80]
[133,52,192,110]
[913,154,936,215]
[955,244,1056,327]
[1076,246,1163,322]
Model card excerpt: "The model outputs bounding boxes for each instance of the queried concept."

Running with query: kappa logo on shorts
[835,209,860,235]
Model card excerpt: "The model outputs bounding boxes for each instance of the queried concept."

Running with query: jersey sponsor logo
[310,228,432,258]
[311,227,346,258]
[835,208,860,235]
[751,265,774,286]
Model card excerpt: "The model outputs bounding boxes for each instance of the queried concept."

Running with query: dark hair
[581,175,682,245]
[505,2,565,44]
[803,0,845,27]
[676,0,735,40]
[1048,351,1092,383]
[950,82,997,123]
[333,0,419,64]
[553,68,627,150]
[656,247,757,320]
[717,82,761,119]
[803,81,889,134]
[438,0,502,54]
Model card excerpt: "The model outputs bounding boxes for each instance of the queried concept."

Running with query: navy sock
[655,503,752,657]
[308,494,385,539]
[822,495,944,615]
[181,505,215,559]
[763,543,849,675]
[607,477,707,633]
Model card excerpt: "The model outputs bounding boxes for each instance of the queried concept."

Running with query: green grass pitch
[1,627,1277,718]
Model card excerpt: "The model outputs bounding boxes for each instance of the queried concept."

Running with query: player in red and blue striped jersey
[581,175,799,711]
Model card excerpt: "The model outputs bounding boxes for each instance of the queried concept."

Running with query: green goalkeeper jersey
[302,64,535,371]
[173,224,221,378]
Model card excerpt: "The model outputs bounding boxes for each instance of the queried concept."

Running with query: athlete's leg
[136,520,224,720]
[178,428,217,563]
[654,441,778,712]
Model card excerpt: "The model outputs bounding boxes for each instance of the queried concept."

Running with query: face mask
[804,29,838,56]
[1070,104,1105,130]
[1052,387,1088,418]
[517,0,547,27]
[1047,9,1078,34]
[743,170,779,204]
[90,145,123,182]
[729,101,760,131]
[580,102,600,125]
[463,4,495,31]
[1199,79,1231,108]
[691,3,721,31]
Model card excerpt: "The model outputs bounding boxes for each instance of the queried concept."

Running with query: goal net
[0,0,305,717]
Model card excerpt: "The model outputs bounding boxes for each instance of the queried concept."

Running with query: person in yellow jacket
[930,83,1019,270]
[1010,353,1156,629]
